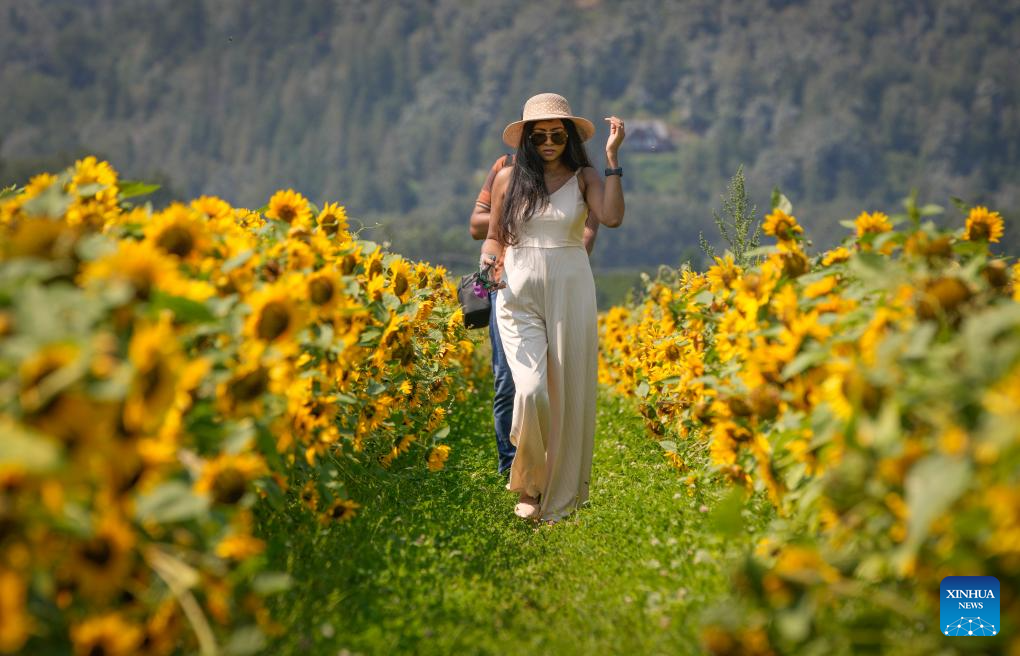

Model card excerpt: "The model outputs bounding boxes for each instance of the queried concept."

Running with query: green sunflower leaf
[118,180,161,199]
[0,421,63,473]
[149,291,216,323]
[135,481,209,523]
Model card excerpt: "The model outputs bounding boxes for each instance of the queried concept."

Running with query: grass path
[260,381,771,655]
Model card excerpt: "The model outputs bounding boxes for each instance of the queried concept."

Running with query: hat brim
[502,115,596,149]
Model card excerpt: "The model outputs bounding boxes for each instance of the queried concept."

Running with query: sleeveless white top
[514,173,587,249]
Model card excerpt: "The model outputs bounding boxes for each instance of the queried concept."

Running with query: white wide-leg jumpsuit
[495,171,598,522]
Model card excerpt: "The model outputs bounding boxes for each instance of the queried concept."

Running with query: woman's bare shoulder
[578,165,600,194]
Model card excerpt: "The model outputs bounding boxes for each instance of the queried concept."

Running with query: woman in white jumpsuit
[479,93,626,522]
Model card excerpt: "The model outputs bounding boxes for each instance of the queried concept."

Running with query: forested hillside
[2,0,1019,268]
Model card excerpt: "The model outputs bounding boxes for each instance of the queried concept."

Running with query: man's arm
[470,157,507,240]
[470,200,491,241]
[481,167,512,285]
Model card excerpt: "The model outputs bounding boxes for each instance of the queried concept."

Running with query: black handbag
[457,272,491,329]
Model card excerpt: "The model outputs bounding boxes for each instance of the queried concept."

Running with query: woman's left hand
[605,116,626,158]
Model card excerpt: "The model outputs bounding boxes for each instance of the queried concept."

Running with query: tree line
[2,0,1018,269]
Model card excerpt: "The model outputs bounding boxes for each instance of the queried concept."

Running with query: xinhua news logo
[940,576,1000,637]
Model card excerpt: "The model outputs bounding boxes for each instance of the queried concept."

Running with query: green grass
[259,383,771,655]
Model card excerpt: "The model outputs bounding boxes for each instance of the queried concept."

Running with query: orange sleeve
[475,156,507,208]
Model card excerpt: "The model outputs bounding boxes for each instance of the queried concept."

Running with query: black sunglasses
[529,130,568,147]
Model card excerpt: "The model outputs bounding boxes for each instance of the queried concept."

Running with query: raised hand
[605,116,626,159]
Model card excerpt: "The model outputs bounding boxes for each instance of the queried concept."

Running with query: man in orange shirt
[469,154,600,477]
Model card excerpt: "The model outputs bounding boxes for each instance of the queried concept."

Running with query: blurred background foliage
[2,0,1019,275]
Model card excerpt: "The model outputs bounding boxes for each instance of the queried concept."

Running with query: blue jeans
[489,291,516,474]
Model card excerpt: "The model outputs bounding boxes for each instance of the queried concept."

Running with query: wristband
[604,167,623,177]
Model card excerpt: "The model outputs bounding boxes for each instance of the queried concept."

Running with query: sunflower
[243,277,307,348]
[854,211,892,238]
[213,356,269,418]
[821,246,852,266]
[137,600,183,656]
[300,481,320,511]
[803,275,838,299]
[903,230,953,261]
[81,239,213,301]
[426,405,446,431]
[143,203,212,263]
[705,254,742,294]
[773,247,809,278]
[215,510,265,560]
[5,216,79,260]
[663,450,685,471]
[915,275,972,321]
[355,396,394,444]
[70,156,118,192]
[66,513,137,602]
[18,342,82,414]
[316,202,349,236]
[732,260,780,305]
[25,394,118,459]
[762,208,803,242]
[306,267,346,314]
[414,298,435,322]
[361,247,385,279]
[375,313,413,367]
[336,242,363,275]
[768,283,799,324]
[427,444,451,472]
[140,357,210,467]
[320,498,360,524]
[331,308,371,361]
[70,612,143,656]
[384,258,413,303]
[265,189,312,228]
[123,315,183,434]
[0,569,29,653]
[190,195,233,221]
[216,532,266,561]
[985,485,1020,558]
[709,420,749,467]
[24,171,58,198]
[230,206,264,230]
[194,453,268,506]
[714,308,754,363]
[428,378,450,404]
[286,378,339,435]
[67,157,120,214]
[213,234,260,297]
[429,265,450,291]
[380,432,418,468]
[364,272,387,302]
[413,262,432,290]
[65,196,117,230]
[962,205,1004,243]
[281,238,317,271]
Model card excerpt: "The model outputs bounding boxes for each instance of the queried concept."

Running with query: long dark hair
[498,118,592,246]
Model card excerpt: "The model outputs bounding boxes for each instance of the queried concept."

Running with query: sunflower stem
[145,545,219,656]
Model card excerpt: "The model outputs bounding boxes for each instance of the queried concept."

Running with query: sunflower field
[599,197,1020,653]
[0,159,476,654]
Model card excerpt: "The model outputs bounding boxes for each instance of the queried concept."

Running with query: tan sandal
[513,502,539,519]
[513,494,540,519]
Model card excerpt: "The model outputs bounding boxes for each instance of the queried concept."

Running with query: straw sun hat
[502,93,596,148]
